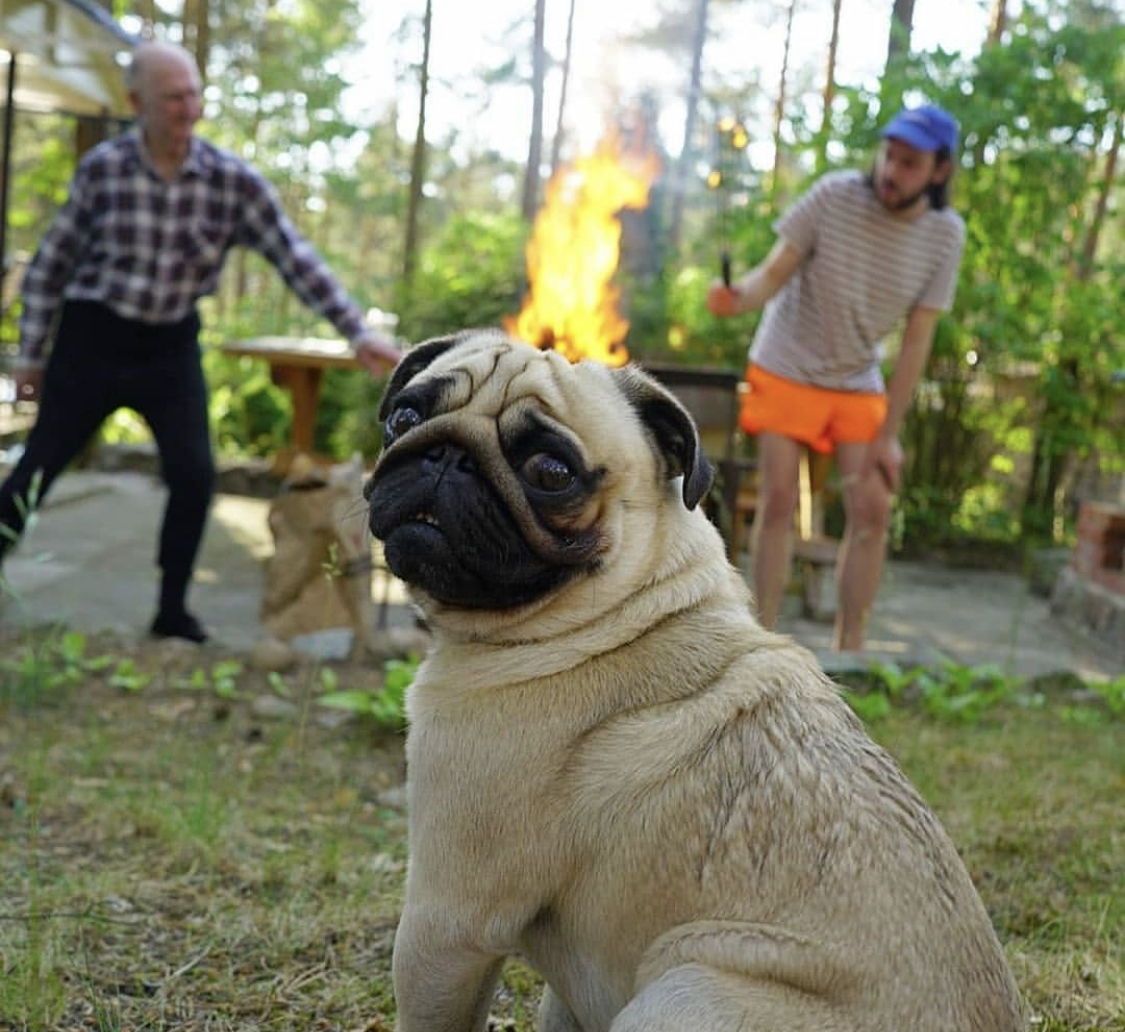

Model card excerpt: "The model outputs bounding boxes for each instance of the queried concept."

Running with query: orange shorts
[739,365,887,454]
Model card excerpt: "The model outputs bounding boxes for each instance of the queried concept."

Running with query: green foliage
[0,469,43,551]
[1088,675,1125,717]
[318,365,392,462]
[173,660,246,699]
[318,654,420,731]
[840,656,1123,728]
[658,139,775,370]
[841,657,1019,724]
[394,211,530,343]
[0,629,113,709]
[107,657,150,693]
[204,347,294,460]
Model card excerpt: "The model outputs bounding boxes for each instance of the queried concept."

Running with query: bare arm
[707,240,803,317]
[881,305,939,439]
[861,305,941,490]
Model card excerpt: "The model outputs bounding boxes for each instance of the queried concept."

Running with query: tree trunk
[549,0,577,177]
[402,0,433,284]
[1078,113,1121,280]
[885,0,916,68]
[668,0,710,254]
[179,0,211,80]
[771,0,797,198]
[986,0,1008,44]
[136,0,157,34]
[816,0,843,172]
[196,0,212,81]
[521,0,548,220]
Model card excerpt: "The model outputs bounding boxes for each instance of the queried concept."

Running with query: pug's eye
[385,405,423,444]
[522,453,574,493]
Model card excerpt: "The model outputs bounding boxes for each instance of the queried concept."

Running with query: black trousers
[0,301,215,615]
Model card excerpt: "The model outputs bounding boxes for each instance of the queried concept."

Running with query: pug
[364,329,1024,1032]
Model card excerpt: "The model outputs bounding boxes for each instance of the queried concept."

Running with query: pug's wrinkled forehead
[379,329,711,510]
[384,330,604,419]
[379,331,615,462]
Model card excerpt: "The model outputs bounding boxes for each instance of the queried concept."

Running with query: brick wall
[1073,501,1125,596]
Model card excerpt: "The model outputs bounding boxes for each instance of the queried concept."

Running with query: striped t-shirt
[750,169,965,393]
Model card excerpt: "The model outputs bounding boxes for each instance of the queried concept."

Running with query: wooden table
[221,336,363,470]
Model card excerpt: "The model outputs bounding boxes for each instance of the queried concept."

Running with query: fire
[505,134,659,367]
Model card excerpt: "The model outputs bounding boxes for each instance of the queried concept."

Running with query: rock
[291,628,355,661]
[249,694,300,721]
[1051,565,1125,653]
[1028,547,1072,598]
[248,636,299,672]
[315,707,357,730]
[366,625,432,662]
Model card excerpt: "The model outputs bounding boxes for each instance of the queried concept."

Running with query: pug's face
[364,330,711,612]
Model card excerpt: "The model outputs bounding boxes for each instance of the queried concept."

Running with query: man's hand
[706,242,803,319]
[707,281,743,318]
[13,359,44,403]
[353,331,402,377]
[861,434,904,493]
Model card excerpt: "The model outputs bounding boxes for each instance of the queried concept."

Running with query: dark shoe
[150,609,209,644]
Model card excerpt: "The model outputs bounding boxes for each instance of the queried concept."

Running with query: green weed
[173,658,245,699]
[319,654,420,731]
[0,629,115,709]
[840,657,1119,728]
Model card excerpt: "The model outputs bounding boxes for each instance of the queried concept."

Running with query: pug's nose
[424,444,477,476]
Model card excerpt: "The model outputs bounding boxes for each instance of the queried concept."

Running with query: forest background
[1,0,1121,557]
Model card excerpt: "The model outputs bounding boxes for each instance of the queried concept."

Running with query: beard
[865,159,941,213]
[877,177,930,212]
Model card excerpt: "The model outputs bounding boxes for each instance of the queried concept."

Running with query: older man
[0,41,400,642]
[708,104,965,650]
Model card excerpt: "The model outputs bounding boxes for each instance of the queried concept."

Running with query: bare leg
[749,433,803,628]
[833,442,893,651]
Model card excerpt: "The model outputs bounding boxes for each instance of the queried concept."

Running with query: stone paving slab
[0,469,410,652]
[774,560,1121,681]
[1,470,1120,680]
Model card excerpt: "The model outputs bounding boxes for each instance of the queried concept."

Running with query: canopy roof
[1,0,137,116]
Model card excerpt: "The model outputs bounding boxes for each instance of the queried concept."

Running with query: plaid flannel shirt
[19,129,367,359]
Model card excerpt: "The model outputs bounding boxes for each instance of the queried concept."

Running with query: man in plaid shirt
[0,40,401,643]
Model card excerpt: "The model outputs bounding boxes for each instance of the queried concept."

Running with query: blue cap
[881,104,959,153]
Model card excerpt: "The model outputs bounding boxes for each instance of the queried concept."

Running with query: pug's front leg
[392,909,503,1032]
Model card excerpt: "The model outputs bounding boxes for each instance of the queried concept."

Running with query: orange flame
[505,134,659,367]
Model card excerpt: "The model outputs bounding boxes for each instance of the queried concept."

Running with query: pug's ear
[378,332,468,421]
[614,367,714,510]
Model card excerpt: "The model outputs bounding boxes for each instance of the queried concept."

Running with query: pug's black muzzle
[366,443,570,609]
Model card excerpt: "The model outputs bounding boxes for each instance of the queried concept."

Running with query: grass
[867,708,1123,1032]
[0,628,1122,1031]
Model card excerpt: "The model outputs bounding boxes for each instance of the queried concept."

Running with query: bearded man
[708,104,965,651]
